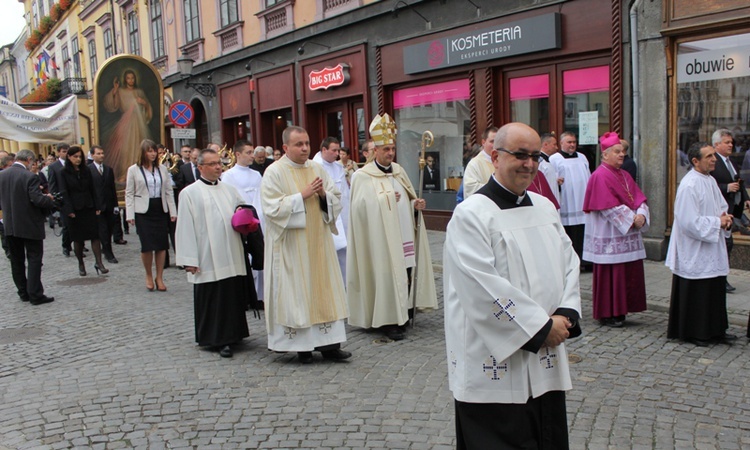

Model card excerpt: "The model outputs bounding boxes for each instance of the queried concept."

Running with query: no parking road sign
[169,101,194,127]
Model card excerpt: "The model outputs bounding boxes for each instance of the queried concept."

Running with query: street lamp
[177,51,215,97]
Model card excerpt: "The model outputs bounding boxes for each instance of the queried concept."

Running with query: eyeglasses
[496,148,542,162]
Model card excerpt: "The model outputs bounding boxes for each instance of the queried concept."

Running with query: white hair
[253,146,266,156]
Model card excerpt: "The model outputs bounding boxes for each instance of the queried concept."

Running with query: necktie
[98,164,103,175]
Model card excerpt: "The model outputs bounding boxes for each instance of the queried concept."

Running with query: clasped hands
[301,177,326,200]
[544,315,574,348]
[632,214,646,230]
[720,212,734,230]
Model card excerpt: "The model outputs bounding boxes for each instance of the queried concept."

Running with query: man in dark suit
[175,147,200,197]
[422,155,440,191]
[46,143,72,257]
[710,128,750,293]
[88,145,120,264]
[0,150,57,305]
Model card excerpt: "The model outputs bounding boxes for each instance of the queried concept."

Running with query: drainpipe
[630,0,643,177]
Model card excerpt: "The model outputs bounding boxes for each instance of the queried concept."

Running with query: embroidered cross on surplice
[539,347,557,369]
[482,355,508,381]
[318,323,332,334]
[285,327,297,340]
[492,298,516,322]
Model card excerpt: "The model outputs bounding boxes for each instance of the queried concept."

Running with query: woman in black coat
[58,146,109,276]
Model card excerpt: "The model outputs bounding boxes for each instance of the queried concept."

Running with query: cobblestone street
[0,230,749,449]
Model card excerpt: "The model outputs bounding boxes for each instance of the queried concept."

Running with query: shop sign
[308,64,350,91]
[403,13,561,74]
[677,45,750,83]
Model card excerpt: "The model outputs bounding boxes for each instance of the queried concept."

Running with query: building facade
[6,0,750,265]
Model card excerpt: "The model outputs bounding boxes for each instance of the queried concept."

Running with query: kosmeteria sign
[403,13,561,74]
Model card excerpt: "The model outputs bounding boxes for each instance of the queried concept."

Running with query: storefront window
[510,74,550,133]
[676,33,750,191]
[393,79,471,211]
[563,65,610,169]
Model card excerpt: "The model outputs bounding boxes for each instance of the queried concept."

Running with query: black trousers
[455,391,569,450]
[7,236,45,301]
[98,210,117,259]
[61,223,71,251]
[0,221,9,258]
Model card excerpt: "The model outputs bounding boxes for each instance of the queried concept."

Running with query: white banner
[677,45,750,83]
[0,95,79,144]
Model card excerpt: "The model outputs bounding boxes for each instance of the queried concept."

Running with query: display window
[393,79,471,211]
[676,32,750,190]
[510,73,550,133]
[562,65,610,169]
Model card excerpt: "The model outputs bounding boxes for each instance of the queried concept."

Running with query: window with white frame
[88,39,98,77]
[103,28,114,59]
[71,37,81,77]
[62,44,70,79]
[150,0,165,59]
[127,11,140,56]
[220,0,238,28]
[184,0,201,42]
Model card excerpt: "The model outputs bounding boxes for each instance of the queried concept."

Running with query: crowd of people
[2,116,750,449]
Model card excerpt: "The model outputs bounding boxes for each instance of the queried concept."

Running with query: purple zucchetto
[231,207,260,235]
[599,132,621,152]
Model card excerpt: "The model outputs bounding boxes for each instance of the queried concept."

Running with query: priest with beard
[261,126,351,364]
[583,132,649,327]
[443,122,581,449]
[176,149,251,358]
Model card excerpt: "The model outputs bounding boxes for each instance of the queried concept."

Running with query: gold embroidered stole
[289,164,338,324]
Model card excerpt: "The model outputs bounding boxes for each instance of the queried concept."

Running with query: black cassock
[194,204,264,347]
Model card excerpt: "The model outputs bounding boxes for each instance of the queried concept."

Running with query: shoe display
[219,345,233,358]
[298,351,313,364]
[321,349,352,361]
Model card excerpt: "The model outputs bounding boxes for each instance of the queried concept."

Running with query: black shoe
[384,325,405,341]
[83,247,89,252]
[718,334,737,345]
[219,345,233,358]
[62,249,70,257]
[599,318,623,328]
[321,349,352,361]
[19,295,29,302]
[107,257,118,264]
[114,239,127,245]
[30,296,54,305]
[298,351,313,364]
[687,338,711,347]
[726,282,736,293]
[79,264,86,276]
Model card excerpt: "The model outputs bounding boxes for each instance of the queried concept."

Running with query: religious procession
[3,0,750,448]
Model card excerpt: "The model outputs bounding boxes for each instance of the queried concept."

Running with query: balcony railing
[60,77,87,97]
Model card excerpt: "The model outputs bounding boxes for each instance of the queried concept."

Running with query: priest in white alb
[221,139,265,308]
[312,136,349,279]
[261,126,351,364]
[666,141,737,347]
[583,132,649,327]
[347,113,437,342]
[444,122,581,449]
[550,131,591,270]
[175,149,250,359]
[462,126,497,198]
